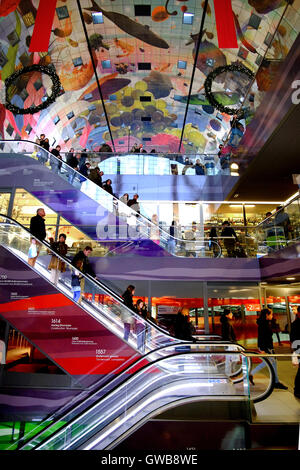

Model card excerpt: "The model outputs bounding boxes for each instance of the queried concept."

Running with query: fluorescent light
[287,277,296,281]
[284,192,299,205]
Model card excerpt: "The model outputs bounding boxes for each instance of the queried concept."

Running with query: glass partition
[0,141,221,258]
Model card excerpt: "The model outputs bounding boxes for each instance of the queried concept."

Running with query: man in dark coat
[221,221,238,257]
[89,167,104,187]
[50,145,62,173]
[290,306,300,398]
[127,194,140,214]
[28,208,46,267]
[71,246,96,278]
[30,208,46,241]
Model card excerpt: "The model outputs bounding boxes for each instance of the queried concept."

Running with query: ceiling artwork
[0,0,299,155]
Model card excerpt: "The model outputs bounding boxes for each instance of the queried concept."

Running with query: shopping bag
[28,241,37,258]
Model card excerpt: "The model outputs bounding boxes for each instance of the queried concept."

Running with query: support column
[148,280,152,318]
[203,281,210,334]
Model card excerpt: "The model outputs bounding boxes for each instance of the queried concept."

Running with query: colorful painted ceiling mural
[0,0,299,154]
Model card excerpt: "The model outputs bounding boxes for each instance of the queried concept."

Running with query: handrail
[0,140,222,257]
[0,214,179,342]
[27,350,275,450]
[0,138,217,158]
[0,214,230,344]
[17,341,246,450]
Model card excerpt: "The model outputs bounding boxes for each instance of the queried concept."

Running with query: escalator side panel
[0,246,140,383]
[0,155,168,257]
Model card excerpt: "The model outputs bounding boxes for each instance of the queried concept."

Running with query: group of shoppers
[220,307,300,396]
[28,208,97,303]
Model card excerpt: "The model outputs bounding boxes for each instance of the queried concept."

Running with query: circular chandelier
[204,64,255,118]
[5,64,61,115]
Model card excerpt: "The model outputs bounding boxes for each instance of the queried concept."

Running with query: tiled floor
[254,389,300,423]
[253,358,300,423]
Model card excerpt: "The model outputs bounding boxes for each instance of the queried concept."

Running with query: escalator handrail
[0,139,221,255]
[0,213,184,341]
[1,139,299,243]
[17,341,247,450]
[28,349,275,450]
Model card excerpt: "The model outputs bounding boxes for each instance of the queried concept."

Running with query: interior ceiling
[227,102,300,201]
[0,0,299,155]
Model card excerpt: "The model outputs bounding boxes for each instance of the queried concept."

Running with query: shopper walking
[220,309,236,342]
[71,259,84,303]
[251,308,288,389]
[220,309,238,377]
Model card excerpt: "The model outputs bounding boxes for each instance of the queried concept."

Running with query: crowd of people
[26,206,299,396]
[36,135,234,178]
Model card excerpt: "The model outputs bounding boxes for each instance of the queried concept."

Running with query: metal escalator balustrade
[22,350,276,450]
[0,215,257,450]
[0,139,222,258]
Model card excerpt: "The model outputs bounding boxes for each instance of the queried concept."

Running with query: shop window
[138,62,151,70]
[177,60,187,70]
[56,6,69,20]
[140,96,151,102]
[134,5,151,16]
[7,31,20,46]
[73,57,83,67]
[67,111,74,120]
[102,60,112,69]
[92,12,103,24]
[6,124,14,136]
[248,13,261,29]
[183,13,194,25]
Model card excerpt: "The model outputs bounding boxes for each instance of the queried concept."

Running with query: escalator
[19,347,275,450]
[0,140,221,258]
[0,216,275,450]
